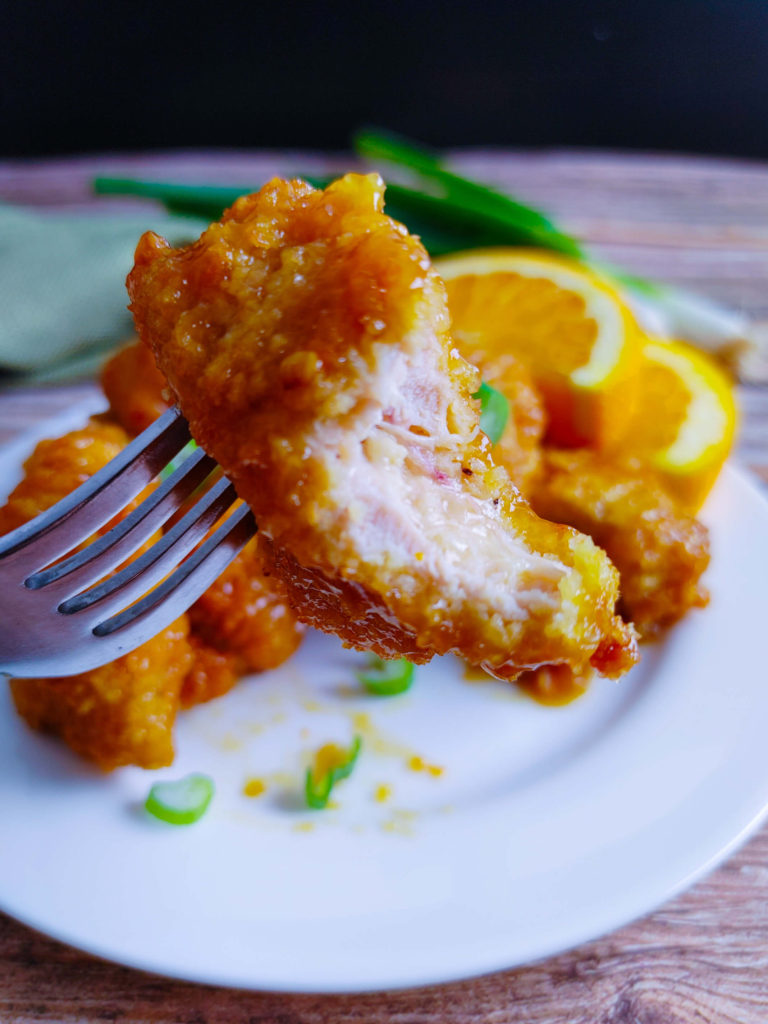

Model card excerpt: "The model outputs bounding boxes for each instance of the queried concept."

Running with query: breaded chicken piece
[0,417,131,534]
[0,420,192,769]
[2,420,304,767]
[530,448,710,637]
[10,625,192,771]
[181,537,305,707]
[101,337,169,435]
[128,173,637,680]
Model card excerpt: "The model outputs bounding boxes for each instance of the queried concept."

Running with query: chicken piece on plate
[0,419,192,769]
[180,536,305,707]
[10,625,192,771]
[128,173,637,680]
[0,417,130,534]
[530,448,710,637]
[101,337,170,435]
[1,418,304,767]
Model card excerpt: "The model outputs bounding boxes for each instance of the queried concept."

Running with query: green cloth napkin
[0,203,207,384]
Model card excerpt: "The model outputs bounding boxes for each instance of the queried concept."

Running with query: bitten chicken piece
[530,448,710,637]
[0,420,193,769]
[101,337,169,435]
[129,173,636,680]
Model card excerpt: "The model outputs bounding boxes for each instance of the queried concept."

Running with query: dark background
[2,0,767,158]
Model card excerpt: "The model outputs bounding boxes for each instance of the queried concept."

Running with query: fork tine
[58,476,240,615]
[25,445,217,591]
[0,408,190,569]
[93,503,256,639]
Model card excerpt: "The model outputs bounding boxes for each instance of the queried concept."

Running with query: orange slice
[436,249,641,448]
[617,337,737,511]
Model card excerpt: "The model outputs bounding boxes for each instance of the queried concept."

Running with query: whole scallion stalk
[354,128,581,257]
[92,129,765,379]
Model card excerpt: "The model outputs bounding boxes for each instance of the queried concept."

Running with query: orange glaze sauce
[516,664,591,706]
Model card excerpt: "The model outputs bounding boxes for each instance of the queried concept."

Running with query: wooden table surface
[1,151,767,1023]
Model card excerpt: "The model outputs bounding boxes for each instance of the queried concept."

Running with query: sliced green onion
[473,382,509,444]
[382,182,579,255]
[145,773,215,825]
[305,736,362,810]
[357,656,415,696]
[95,134,761,379]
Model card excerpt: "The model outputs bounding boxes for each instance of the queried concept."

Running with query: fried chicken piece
[0,417,131,534]
[128,173,637,680]
[10,624,192,771]
[180,639,241,709]
[1,415,305,765]
[530,448,710,637]
[514,449,710,704]
[181,537,305,707]
[0,420,193,769]
[101,337,169,435]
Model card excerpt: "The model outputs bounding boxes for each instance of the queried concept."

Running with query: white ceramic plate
[1,399,767,993]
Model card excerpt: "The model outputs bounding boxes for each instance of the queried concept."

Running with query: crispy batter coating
[0,417,130,535]
[128,173,637,680]
[10,624,192,770]
[180,638,241,710]
[530,448,710,637]
[181,537,305,706]
[101,337,169,435]
[0,420,192,769]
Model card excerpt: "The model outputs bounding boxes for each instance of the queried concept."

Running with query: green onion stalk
[93,129,766,380]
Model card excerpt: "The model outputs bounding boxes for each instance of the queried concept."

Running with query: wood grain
[1,150,768,1023]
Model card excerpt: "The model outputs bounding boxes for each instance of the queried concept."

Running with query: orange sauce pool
[464,660,589,706]
[517,665,591,706]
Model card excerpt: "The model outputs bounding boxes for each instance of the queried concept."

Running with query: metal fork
[0,408,256,678]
